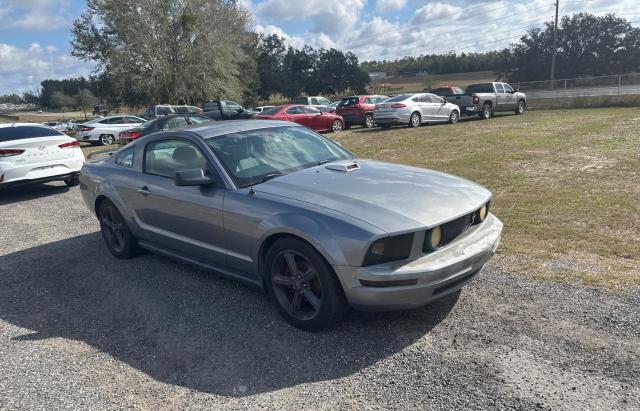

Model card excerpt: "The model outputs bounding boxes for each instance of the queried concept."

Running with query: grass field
[333,108,640,289]
[78,107,639,289]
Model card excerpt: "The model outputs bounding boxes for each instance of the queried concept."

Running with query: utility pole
[550,0,559,83]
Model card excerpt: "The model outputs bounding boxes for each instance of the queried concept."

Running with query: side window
[318,97,330,105]
[114,147,135,168]
[144,139,209,178]
[286,106,304,115]
[165,116,189,129]
[157,107,172,116]
[225,101,241,111]
[494,84,505,93]
[109,117,125,124]
[503,84,514,93]
[302,106,321,114]
[310,98,319,105]
[125,116,141,123]
[363,97,372,104]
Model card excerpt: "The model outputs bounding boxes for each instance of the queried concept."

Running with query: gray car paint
[80,120,502,310]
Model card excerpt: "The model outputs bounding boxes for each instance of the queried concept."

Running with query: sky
[0,0,638,95]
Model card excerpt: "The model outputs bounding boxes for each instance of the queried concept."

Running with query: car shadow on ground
[0,182,70,206]
[0,232,460,397]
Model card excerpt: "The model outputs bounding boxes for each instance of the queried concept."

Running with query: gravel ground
[0,183,638,410]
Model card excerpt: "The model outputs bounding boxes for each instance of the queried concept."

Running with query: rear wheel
[480,103,492,120]
[449,110,459,124]
[363,114,374,128]
[99,200,140,259]
[265,238,349,331]
[409,112,421,128]
[515,100,525,115]
[99,134,115,146]
[64,175,79,187]
[331,119,343,133]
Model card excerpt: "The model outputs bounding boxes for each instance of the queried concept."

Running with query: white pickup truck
[446,82,527,119]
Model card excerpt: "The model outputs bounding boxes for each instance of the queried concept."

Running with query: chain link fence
[515,73,640,99]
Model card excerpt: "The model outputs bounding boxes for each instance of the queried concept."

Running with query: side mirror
[441,99,446,105]
[174,168,217,186]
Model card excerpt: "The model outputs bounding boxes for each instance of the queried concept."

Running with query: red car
[255,105,345,133]
[336,95,389,129]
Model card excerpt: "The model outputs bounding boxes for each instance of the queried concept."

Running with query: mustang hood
[255,160,491,233]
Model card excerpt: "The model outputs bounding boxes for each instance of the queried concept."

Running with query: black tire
[515,100,525,115]
[363,113,374,128]
[449,110,459,124]
[64,174,79,187]
[480,103,492,120]
[408,112,421,128]
[99,200,140,259]
[100,134,115,146]
[264,238,349,331]
[331,119,343,133]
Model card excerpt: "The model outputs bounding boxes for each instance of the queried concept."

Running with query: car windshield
[0,126,65,141]
[261,106,281,115]
[206,126,353,188]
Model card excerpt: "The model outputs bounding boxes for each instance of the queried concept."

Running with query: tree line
[361,13,640,82]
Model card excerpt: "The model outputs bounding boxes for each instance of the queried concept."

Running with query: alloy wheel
[101,205,125,253]
[364,115,374,128]
[270,250,323,321]
[517,101,525,114]
[410,113,421,127]
[101,134,114,145]
[332,120,343,133]
[450,111,459,124]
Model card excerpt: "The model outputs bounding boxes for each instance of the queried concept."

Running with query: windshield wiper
[317,159,333,165]
[257,172,286,184]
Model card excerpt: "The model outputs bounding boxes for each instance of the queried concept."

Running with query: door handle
[137,186,150,195]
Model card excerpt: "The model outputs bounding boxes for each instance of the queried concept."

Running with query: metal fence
[515,73,640,99]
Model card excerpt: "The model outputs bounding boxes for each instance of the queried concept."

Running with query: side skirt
[138,240,264,289]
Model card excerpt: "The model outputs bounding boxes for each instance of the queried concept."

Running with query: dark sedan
[118,114,213,145]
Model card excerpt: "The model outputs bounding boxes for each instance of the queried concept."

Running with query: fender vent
[325,162,360,173]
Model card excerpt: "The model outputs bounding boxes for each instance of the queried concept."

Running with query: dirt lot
[0,108,639,409]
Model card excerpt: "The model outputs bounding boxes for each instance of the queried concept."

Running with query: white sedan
[75,115,146,146]
[374,93,461,128]
[0,123,85,188]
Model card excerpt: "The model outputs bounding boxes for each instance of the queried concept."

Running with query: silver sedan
[80,121,501,330]
[374,93,460,128]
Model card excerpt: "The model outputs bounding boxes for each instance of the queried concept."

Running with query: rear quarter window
[114,147,135,168]
[0,126,65,142]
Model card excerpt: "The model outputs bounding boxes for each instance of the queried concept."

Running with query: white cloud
[255,24,307,49]
[375,0,407,13]
[0,43,94,94]
[0,0,73,31]
[411,2,463,24]
[255,0,366,34]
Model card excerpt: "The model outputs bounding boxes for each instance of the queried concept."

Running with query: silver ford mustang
[80,121,502,330]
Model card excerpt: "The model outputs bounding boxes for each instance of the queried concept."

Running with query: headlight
[362,233,414,267]
[477,201,490,223]
[423,226,442,252]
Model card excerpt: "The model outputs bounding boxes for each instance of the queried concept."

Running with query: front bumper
[333,213,503,311]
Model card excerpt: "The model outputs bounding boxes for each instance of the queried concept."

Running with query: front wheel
[408,112,421,128]
[515,100,525,115]
[100,134,115,146]
[331,119,343,133]
[265,238,349,331]
[449,110,459,124]
[99,200,140,259]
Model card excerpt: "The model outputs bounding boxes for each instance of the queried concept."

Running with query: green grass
[334,108,640,289]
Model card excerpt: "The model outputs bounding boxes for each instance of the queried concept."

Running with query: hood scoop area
[325,161,360,173]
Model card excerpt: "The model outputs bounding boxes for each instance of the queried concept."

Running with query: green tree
[74,89,97,119]
[50,91,74,111]
[71,0,253,106]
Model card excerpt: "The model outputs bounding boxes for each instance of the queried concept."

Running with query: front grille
[423,207,485,253]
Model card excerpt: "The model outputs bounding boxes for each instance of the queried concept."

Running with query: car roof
[180,120,301,139]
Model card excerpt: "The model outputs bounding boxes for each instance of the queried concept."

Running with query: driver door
[131,137,227,265]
